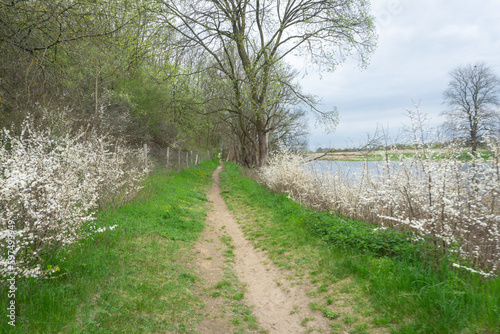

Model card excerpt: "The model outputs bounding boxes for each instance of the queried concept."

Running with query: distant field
[306,148,492,161]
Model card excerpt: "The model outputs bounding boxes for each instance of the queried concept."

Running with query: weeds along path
[195,164,331,333]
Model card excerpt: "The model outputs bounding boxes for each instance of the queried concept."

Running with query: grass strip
[0,159,218,333]
[313,149,493,162]
[219,162,500,334]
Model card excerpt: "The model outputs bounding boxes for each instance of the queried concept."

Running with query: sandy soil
[194,164,332,333]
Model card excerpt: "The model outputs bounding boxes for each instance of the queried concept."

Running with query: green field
[310,149,493,162]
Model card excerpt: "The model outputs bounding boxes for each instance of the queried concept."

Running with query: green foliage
[0,0,223,152]
[306,213,424,260]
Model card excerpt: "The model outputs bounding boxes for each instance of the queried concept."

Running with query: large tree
[214,60,310,165]
[442,62,500,153]
[160,0,377,166]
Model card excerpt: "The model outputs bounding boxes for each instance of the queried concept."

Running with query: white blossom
[0,117,147,278]
[259,139,500,274]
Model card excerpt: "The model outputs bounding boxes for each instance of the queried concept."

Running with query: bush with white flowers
[260,144,500,275]
[0,118,147,278]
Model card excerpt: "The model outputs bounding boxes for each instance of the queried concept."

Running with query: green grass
[0,160,219,333]
[4,159,498,333]
[219,162,500,333]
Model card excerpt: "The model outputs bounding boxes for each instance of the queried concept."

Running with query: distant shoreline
[304,148,484,161]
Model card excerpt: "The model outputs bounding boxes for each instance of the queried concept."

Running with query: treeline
[2,0,377,166]
[1,0,347,163]
[0,0,218,151]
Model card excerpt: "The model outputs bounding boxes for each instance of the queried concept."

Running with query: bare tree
[159,0,376,166]
[442,62,500,154]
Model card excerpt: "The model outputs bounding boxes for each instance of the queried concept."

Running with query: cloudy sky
[295,0,500,150]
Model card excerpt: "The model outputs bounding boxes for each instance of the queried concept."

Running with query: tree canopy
[159,0,377,165]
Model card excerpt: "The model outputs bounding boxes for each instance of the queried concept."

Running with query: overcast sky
[295,0,500,150]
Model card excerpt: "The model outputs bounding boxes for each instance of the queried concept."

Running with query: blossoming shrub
[0,119,146,278]
[259,145,500,274]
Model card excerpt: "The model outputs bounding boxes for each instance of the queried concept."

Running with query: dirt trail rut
[195,164,331,333]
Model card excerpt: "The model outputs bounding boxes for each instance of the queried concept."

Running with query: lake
[303,159,493,187]
[304,160,407,180]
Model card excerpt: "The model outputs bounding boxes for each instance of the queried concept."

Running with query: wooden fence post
[143,143,149,175]
[166,147,170,170]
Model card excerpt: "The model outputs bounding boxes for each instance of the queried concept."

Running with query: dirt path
[195,164,331,333]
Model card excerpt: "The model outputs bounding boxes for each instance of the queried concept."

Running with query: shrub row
[260,143,500,274]
[1,118,147,278]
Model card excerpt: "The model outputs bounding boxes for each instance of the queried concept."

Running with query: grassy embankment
[220,162,500,334]
[0,159,257,333]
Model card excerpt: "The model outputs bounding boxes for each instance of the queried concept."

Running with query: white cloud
[294,0,500,149]
[435,24,480,39]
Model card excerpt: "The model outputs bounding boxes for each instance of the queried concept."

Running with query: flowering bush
[260,144,500,274]
[0,118,146,278]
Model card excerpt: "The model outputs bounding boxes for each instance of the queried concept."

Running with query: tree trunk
[256,118,268,167]
[471,116,478,155]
